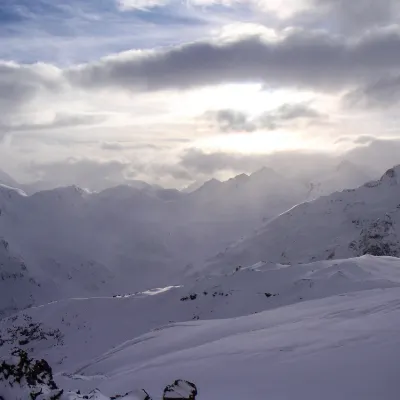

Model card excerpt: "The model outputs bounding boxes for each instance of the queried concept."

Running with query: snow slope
[4,287,400,399]
[71,287,400,400]
[203,166,400,274]
[2,255,400,373]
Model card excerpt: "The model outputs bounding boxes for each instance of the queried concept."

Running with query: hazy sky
[1,0,400,188]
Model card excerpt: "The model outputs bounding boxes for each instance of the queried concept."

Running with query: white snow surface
[74,287,400,400]
[1,256,400,398]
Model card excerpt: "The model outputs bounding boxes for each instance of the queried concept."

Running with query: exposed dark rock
[163,380,197,400]
[0,351,197,399]
[356,215,400,257]
[0,349,63,399]
[0,316,64,349]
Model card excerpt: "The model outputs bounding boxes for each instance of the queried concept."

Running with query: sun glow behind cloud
[167,84,317,118]
[2,0,400,186]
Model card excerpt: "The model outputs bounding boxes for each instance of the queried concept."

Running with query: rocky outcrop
[356,215,400,257]
[0,350,196,400]
[163,380,197,399]
[0,349,63,400]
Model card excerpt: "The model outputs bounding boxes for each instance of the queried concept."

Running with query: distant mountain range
[0,161,383,316]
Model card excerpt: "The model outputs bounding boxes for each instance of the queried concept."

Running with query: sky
[2,0,400,189]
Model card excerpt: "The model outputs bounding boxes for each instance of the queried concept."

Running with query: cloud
[178,147,334,176]
[117,0,311,17]
[206,103,325,133]
[0,61,62,114]
[117,0,168,11]
[2,0,400,191]
[0,61,65,139]
[100,141,163,151]
[177,140,400,183]
[1,113,105,134]
[66,28,400,94]
[310,0,400,33]
[353,135,376,145]
[100,141,126,150]
[345,74,400,108]
[27,157,131,190]
[205,109,257,133]
[180,148,263,174]
[6,27,400,116]
[334,135,376,145]
[344,138,400,173]
[258,103,326,129]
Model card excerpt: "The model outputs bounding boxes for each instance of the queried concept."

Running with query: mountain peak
[380,165,400,185]
[336,160,358,172]
[197,178,221,191]
[251,166,278,178]
[233,173,249,181]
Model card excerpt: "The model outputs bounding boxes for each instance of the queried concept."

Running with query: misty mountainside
[305,160,375,199]
[1,256,400,399]
[203,166,400,275]
[0,161,370,317]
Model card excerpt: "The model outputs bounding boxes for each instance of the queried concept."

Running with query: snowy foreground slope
[3,285,397,399]
[204,165,400,275]
[1,256,400,399]
[69,287,400,400]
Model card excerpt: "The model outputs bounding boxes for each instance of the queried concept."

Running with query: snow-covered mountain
[0,167,313,315]
[203,166,400,275]
[0,162,392,317]
[0,184,182,316]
